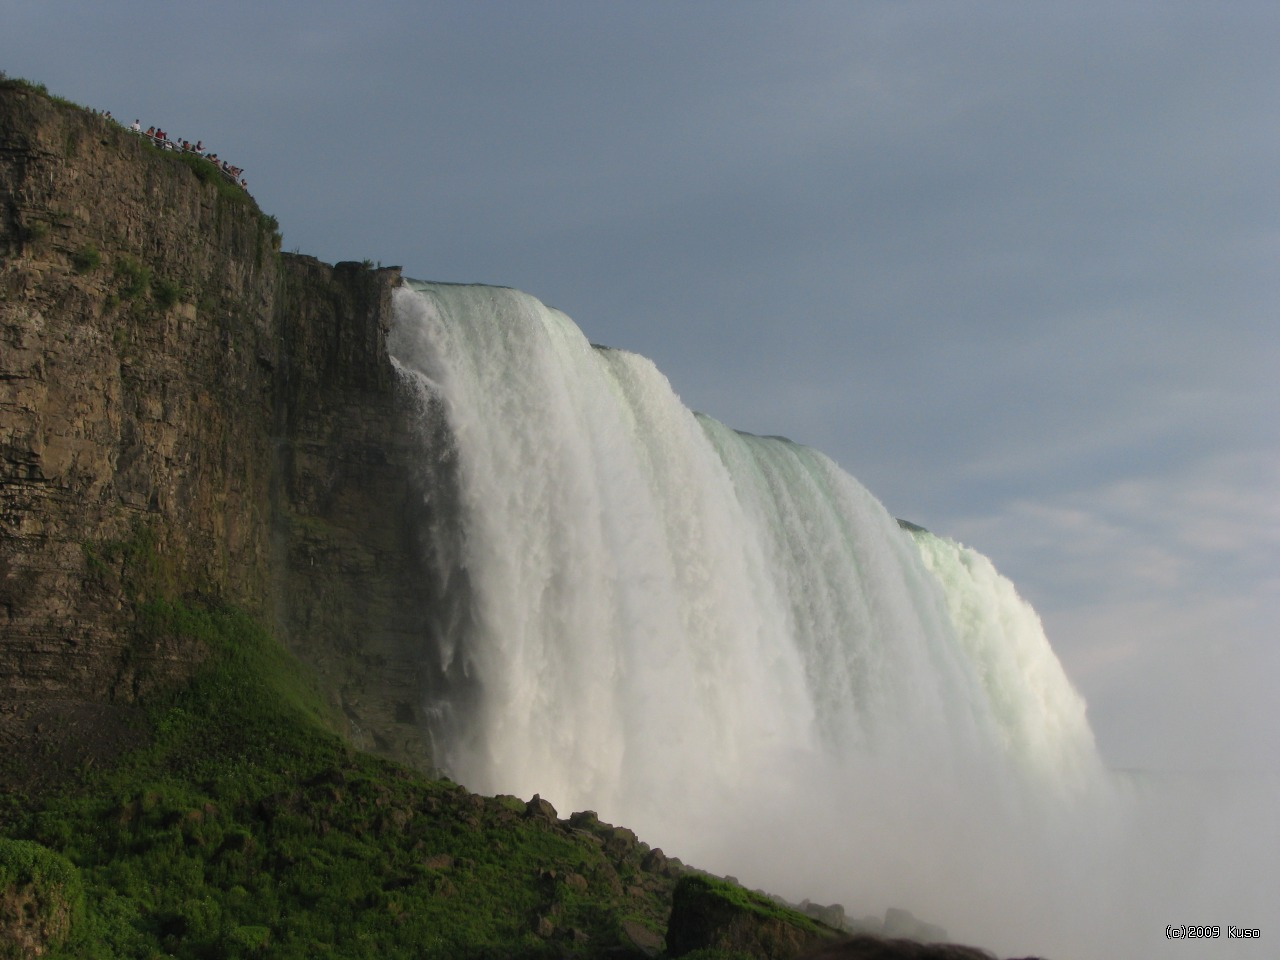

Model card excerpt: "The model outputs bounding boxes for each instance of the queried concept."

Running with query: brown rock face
[0,81,446,787]
[0,880,73,958]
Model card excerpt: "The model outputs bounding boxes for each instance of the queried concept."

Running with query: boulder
[803,900,847,929]
[619,917,664,957]
[524,793,558,820]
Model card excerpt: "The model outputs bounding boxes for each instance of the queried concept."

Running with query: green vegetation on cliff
[0,583,680,958]
[0,596,844,959]
[0,519,828,960]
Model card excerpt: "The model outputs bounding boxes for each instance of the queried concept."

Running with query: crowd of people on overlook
[132,118,249,190]
[95,109,249,191]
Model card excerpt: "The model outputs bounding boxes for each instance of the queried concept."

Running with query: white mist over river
[388,280,1277,959]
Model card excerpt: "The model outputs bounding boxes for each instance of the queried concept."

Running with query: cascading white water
[387,279,1276,959]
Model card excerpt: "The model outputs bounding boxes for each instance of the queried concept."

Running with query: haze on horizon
[3,1,1277,782]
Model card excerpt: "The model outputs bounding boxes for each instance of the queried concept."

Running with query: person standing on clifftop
[132,119,140,133]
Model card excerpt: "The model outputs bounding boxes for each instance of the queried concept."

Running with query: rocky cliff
[0,80,437,786]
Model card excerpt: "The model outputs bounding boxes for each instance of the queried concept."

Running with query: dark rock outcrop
[665,873,844,958]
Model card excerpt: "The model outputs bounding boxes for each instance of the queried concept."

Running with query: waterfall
[386,279,1274,959]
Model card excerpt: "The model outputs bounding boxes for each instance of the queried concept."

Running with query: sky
[5,1,1277,778]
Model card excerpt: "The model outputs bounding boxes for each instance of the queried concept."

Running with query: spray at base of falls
[388,280,1277,959]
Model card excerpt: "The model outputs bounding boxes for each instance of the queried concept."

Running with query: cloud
[947,449,1280,773]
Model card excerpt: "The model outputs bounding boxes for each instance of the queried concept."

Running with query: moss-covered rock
[0,839,83,958]
[666,874,844,959]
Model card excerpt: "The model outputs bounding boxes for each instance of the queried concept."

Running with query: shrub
[0,75,49,96]
[21,220,49,244]
[71,244,101,274]
[113,256,151,300]
[153,276,182,310]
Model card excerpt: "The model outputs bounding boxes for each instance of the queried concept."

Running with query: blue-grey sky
[6,1,1277,776]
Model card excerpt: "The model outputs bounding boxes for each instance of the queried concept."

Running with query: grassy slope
[0,513,679,958]
[0,595,680,959]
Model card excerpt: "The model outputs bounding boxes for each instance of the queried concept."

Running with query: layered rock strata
[0,82,438,784]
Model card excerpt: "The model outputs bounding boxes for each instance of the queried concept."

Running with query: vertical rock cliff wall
[270,257,438,765]
[0,82,437,785]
